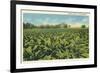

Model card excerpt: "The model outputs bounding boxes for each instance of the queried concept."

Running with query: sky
[23,13,89,25]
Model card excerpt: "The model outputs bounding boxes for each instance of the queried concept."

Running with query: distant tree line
[23,22,86,29]
[23,23,36,29]
[23,22,70,29]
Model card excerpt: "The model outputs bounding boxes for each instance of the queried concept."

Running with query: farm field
[23,28,89,61]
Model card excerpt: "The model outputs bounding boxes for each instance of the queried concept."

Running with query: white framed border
[16,4,95,69]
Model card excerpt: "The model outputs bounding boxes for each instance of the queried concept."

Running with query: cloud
[81,18,89,22]
[42,18,49,25]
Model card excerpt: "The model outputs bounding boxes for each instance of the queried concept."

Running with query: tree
[23,22,36,29]
[81,25,86,28]
[63,24,68,28]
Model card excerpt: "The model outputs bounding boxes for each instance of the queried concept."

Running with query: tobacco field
[23,28,89,61]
